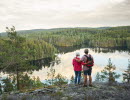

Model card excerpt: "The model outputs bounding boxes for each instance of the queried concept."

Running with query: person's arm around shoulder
[75,56,83,62]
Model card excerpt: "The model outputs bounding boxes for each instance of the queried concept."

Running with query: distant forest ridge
[1,25,130,50]
[0,25,130,35]
[18,25,130,49]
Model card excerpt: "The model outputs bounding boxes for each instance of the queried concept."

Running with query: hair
[84,49,89,54]
[76,52,80,56]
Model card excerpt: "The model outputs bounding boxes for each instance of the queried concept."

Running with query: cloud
[0,0,129,32]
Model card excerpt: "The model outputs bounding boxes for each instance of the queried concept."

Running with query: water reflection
[55,45,82,53]
[31,48,130,82]
[29,57,53,70]
[56,44,130,54]
[1,46,129,83]
[91,47,130,53]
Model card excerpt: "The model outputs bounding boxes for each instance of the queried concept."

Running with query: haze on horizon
[0,0,130,32]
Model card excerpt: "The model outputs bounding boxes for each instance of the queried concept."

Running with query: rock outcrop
[0,82,130,100]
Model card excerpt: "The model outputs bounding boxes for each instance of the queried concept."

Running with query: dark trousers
[74,71,81,84]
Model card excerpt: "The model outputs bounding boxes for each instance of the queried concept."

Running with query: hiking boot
[89,84,93,87]
[75,84,78,86]
[78,83,82,85]
[83,85,87,87]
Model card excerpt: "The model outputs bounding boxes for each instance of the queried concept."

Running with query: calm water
[30,48,130,82]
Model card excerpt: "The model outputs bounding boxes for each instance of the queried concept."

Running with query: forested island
[0,26,130,100]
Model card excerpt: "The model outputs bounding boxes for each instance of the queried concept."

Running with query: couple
[72,49,94,87]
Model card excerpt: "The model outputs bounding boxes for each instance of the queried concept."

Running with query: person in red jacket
[72,52,82,84]
[75,49,94,87]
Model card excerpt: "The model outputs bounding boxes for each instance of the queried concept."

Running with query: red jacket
[72,57,83,71]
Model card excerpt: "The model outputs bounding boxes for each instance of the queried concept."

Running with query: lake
[30,48,130,83]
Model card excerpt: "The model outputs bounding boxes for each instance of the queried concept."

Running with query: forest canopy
[14,26,130,49]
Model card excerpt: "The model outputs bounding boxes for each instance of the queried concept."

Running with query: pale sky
[0,0,130,32]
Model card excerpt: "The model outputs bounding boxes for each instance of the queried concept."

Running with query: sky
[0,0,130,32]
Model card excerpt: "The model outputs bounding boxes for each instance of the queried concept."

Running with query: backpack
[84,54,94,67]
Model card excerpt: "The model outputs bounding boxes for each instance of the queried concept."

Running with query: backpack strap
[84,54,91,59]
[84,54,94,67]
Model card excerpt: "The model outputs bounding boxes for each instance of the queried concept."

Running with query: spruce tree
[123,59,130,83]
[100,58,120,84]
[0,26,35,90]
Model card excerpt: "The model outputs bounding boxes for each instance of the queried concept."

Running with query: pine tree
[1,26,35,90]
[100,58,120,84]
[46,66,56,85]
[54,74,68,86]
[123,59,130,83]
[2,77,14,92]
[95,72,101,82]
[70,75,74,84]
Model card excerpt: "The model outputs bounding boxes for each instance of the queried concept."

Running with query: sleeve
[81,62,86,65]
[81,56,84,62]
[81,55,86,62]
